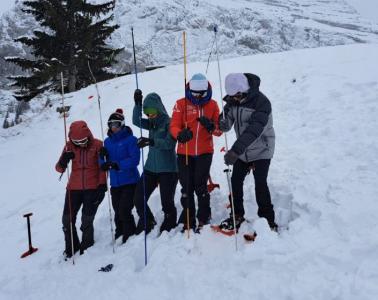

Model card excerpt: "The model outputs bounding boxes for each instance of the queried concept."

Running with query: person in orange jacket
[170,73,222,231]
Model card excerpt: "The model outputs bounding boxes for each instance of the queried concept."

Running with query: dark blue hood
[185,82,213,106]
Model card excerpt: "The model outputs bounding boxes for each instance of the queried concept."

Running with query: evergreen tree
[6,0,122,101]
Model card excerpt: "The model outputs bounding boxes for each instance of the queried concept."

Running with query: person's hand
[177,128,193,143]
[197,116,215,133]
[59,151,75,168]
[109,162,120,171]
[99,147,108,160]
[224,150,239,166]
[137,137,154,148]
[62,151,75,160]
[134,89,143,106]
[101,162,120,171]
[218,115,228,132]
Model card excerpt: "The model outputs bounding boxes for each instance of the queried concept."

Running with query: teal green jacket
[132,93,178,173]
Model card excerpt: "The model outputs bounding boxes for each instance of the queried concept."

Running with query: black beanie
[108,108,125,123]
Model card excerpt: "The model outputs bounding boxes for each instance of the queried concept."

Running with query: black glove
[197,116,215,133]
[59,151,75,168]
[224,150,239,166]
[177,128,193,143]
[99,147,108,160]
[134,89,143,106]
[137,137,154,148]
[101,161,120,171]
[218,115,228,132]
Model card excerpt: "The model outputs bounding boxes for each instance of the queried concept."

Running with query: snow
[0,0,15,16]
[1,43,378,299]
[344,0,378,23]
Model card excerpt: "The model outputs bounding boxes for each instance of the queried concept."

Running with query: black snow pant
[62,189,104,256]
[177,153,213,228]
[230,159,275,227]
[110,183,137,243]
[134,170,178,233]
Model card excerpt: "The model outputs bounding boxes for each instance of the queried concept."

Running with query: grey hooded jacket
[220,73,275,162]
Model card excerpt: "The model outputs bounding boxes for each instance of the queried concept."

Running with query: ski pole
[132,27,148,266]
[183,31,190,238]
[213,26,238,251]
[60,72,76,264]
[205,35,216,75]
[20,213,38,258]
[87,61,116,254]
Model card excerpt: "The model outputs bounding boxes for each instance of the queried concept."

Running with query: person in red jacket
[170,73,222,231]
[56,120,107,258]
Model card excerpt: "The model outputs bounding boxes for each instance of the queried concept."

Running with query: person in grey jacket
[218,73,277,231]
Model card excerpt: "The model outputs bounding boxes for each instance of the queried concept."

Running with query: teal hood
[143,93,168,117]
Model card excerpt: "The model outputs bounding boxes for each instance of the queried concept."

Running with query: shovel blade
[21,247,38,259]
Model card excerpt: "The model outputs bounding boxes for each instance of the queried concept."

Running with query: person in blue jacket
[99,109,140,243]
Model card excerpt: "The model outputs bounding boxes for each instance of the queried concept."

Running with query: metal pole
[214,26,238,251]
[132,27,148,266]
[61,72,76,263]
[87,61,116,254]
[183,31,190,238]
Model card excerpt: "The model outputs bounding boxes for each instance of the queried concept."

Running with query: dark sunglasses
[190,90,207,97]
[107,120,123,128]
[231,92,246,100]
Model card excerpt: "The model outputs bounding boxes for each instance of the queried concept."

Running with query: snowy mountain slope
[1,43,378,300]
[2,0,378,121]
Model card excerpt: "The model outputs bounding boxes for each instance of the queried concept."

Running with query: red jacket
[56,121,106,190]
[170,98,222,156]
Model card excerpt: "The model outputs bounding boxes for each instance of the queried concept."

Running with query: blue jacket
[100,126,140,187]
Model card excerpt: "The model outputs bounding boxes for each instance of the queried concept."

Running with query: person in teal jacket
[132,90,178,234]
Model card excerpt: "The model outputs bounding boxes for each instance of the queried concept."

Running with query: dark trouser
[177,153,213,227]
[62,189,104,255]
[134,170,178,230]
[110,184,137,241]
[231,159,275,227]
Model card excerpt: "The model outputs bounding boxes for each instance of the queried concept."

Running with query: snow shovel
[21,213,38,258]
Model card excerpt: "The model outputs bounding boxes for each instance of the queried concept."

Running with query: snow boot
[160,211,177,233]
[178,209,196,232]
[219,215,245,232]
[269,221,278,232]
[62,215,80,258]
[135,218,157,235]
[195,216,211,233]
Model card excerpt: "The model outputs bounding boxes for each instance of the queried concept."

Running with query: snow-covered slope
[1,43,378,299]
[2,0,378,121]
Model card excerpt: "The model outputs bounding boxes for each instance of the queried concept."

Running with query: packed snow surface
[1,43,378,299]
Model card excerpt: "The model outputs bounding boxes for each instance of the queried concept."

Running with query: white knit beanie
[189,73,208,91]
[225,73,249,96]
